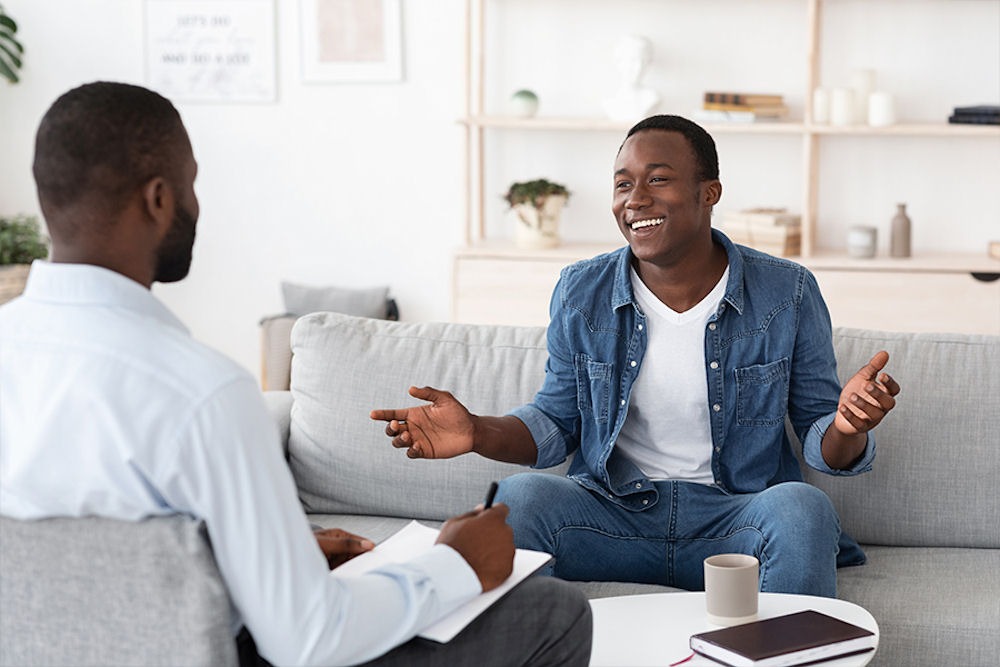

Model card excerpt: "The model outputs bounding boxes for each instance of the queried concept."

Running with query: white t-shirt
[615,266,729,484]
[0,261,480,667]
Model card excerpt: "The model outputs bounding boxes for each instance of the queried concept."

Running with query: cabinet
[452,0,1000,333]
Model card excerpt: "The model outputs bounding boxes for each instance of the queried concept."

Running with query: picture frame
[300,0,403,83]
[144,0,277,103]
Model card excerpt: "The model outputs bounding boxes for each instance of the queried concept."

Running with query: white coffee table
[589,592,878,667]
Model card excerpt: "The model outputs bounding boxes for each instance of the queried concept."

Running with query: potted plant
[504,178,570,249]
[1,214,49,304]
[0,3,24,84]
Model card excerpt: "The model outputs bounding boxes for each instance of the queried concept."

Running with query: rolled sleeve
[803,412,876,476]
[509,404,571,469]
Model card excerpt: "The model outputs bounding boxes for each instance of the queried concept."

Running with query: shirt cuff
[405,543,482,607]
[508,404,566,469]
[804,412,876,476]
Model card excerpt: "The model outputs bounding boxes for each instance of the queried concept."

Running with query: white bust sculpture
[603,34,660,123]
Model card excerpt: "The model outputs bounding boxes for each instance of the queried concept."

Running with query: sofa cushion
[803,329,1000,549]
[0,515,236,667]
[289,312,569,520]
[838,544,1000,667]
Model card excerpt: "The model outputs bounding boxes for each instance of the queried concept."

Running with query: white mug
[704,554,759,626]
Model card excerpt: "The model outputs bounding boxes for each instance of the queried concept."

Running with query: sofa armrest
[264,390,293,459]
[260,314,297,391]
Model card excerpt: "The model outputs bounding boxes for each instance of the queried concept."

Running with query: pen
[483,481,499,509]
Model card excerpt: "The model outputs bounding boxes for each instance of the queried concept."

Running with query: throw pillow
[281,282,390,319]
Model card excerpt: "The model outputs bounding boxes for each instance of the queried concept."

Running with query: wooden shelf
[801,251,1000,275]
[460,115,999,138]
[456,241,1000,276]
[808,123,1000,137]
[459,115,807,134]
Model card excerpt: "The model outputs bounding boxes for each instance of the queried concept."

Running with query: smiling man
[373,114,900,597]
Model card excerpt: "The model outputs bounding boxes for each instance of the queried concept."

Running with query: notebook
[689,609,876,667]
[331,520,553,642]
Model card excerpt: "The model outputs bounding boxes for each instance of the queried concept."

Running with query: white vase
[509,90,539,118]
[513,195,566,249]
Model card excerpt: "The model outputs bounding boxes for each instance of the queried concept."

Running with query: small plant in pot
[504,178,570,249]
[0,214,49,304]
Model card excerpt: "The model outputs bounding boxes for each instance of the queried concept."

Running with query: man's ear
[703,179,722,207]
[140,176,174,233]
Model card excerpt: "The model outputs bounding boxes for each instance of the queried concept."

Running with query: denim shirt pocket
[575,354,613,424]
[735,358,789,427]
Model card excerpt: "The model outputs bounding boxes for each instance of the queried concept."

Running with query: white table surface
[589,592,878,667]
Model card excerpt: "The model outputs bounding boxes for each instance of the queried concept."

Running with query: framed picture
[300,0,403,83]
[144,0,277,103]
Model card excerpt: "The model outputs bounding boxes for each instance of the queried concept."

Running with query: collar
[610,228,746,315]
[21,260,189,334]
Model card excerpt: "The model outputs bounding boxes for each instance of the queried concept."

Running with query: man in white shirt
[0,81,591,667]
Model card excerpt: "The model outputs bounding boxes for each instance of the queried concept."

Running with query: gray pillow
[281,282,390,318]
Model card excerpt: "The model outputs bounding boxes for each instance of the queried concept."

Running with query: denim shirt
[510,229,875,512]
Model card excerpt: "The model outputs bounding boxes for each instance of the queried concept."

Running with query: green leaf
[0,55,17,84]
[0,31,23,54]
[0,41,22,69]
[0,14,16,33]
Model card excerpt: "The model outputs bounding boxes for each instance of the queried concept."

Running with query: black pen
[483,481,499,509]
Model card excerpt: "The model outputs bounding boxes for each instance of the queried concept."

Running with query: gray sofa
[3,312,996,666]
[271,312,999,667]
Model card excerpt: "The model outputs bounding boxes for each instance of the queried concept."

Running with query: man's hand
[370,386,476,459]
[435,505,515,592]
[834,350,901,437]
[313,528,375,570]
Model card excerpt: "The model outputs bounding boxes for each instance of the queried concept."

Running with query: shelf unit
[454,0,1000,332]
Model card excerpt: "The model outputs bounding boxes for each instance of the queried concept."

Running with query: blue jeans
[496,474,842,597]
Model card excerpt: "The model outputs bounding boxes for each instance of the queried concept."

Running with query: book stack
[718,208,801,257]
[698,92,789,123]
[948,105,1000,125]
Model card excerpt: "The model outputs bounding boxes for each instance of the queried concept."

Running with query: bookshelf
[453,0,1000,333]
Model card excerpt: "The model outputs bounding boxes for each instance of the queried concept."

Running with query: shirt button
[642,499,649,505]
[638,324,644,331]
[708,323,717,331]
[715,447,721,453]
[635,482,642,489]
[630,360,637,367]
[710,361,719,370]
[713,404,721,412]
[621,399,626,406]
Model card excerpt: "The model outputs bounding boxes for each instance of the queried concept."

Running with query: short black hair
[33,81,188,218]
[623,114,720,181]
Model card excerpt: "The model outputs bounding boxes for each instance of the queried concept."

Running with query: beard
[154,202,197,283]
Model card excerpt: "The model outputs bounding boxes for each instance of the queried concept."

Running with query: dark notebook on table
[689,609,876,667]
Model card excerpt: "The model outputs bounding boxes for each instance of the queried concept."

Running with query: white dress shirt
[0,261,481,667]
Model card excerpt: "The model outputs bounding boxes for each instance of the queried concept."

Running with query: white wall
[2,0,998,379]
[0,0,468,379]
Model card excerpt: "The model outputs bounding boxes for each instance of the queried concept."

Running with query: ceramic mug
[704,554,759,626]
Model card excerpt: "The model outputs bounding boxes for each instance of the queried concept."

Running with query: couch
[269,312,999,667]
[3,313,996,666]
